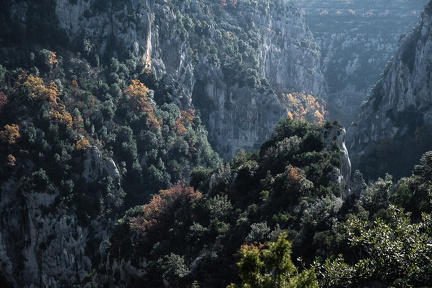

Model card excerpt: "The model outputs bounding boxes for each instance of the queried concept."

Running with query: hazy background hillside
[296,0,428,125]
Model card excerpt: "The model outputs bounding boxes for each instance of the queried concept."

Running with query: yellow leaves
[125,80,151,112]
[20,74,74,127]
[0,124,20,145]
[71,79,79,88]
[49,51,58,66]
[50,106,73,127]
[125,79,150,102]
[46,82,60,104]
[314,110,324,123]
[0,92,8,113]
[23,75,60,103]
[74,138,91,151]
[23,75,46,100]
[281,92,326,124]
[125,79,161,130]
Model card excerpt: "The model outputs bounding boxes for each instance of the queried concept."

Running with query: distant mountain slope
[348,0,432,180]
[296,0,428,126]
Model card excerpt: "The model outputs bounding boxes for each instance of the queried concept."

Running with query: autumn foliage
[280,92,326,124]
[23,75,47,100]
[125,79,160,129]
[20,74,73,127]
[0,92,8,113]
[130,184,202,233]
[74,138,91,151]
[174,108,195,135]
[0,124,20,145]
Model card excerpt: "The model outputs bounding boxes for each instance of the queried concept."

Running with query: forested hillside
[0,0,431,287]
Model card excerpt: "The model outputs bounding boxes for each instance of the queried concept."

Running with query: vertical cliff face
[348,1,432,179]
[54,0,326,159]
[295,0,428,126]
[0,147,120,287]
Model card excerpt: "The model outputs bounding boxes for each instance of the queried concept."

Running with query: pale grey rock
[83,146,121,187]
[349,170,367,197]
[193,61,286,159]
[324,124,351,194]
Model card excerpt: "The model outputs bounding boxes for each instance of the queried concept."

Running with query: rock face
[324,124,351,194]
[53,0,327,159]
[295,0,428,126]
[348,1,432,179]
[83,146,121,187]
[0,147,121,287]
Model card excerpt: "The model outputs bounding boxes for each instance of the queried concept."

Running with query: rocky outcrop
[83,146,121,187]
[192,60,286,158]
[324,124,351,194]
[295,0,428,126]
[348,1,432,179]
[0,151,120,287]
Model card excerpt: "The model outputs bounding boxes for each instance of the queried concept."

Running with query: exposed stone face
[83,146,121,187]
[192,60,286,158]
[0,179,92,287]
[348,1,432,178]
[324,124,351,194]
[295,0,428,126]
[0,151,120,287]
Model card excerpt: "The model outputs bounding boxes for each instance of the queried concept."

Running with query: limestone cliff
[348,0,432,179]
[0,147,121,287]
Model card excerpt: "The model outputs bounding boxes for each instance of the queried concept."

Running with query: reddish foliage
[130,184,202,233]
[174,108,195,135]
[287,165,303,184]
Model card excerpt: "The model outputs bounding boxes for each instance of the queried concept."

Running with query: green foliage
[322,205,432,287]
[231,233,319,288]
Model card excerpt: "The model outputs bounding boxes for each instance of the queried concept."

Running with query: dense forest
[0,0,431,287]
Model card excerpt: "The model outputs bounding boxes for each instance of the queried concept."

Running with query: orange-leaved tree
[130,184,202,234]
[125,79,160,129]
[281,92,326,124]
[174,108,195,136]
[74,138,91,151]
[0,124,20,145]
